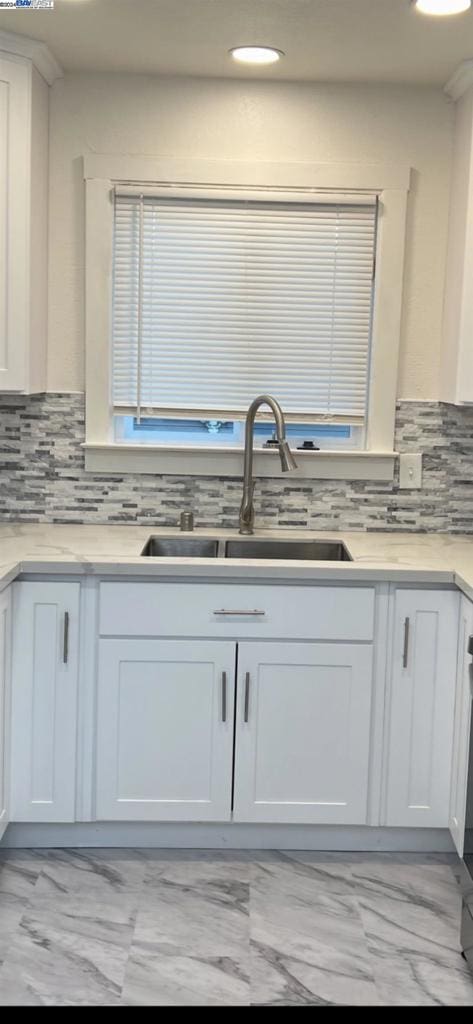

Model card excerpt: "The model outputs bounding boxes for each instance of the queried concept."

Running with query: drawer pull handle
[63,611,70,664]
[403,616,410,669]
[221,671,227,723]
[213,609,266,617]
[244,672,250,723]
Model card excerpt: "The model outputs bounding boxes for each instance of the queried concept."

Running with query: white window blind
[112,193,377,423]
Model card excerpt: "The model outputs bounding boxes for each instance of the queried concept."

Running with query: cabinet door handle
[403,616,410,669]
[213,609,266,617]
[244,672,250,723]
[63,611,70,664]
[221,671,227,723]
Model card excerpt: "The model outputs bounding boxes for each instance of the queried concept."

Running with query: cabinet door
[233,641,374,825]
[449,596,473,856]
[385,590,459,828]
[96,640,236,821]
[10,583,80,822]
[0,56,29,391]
[0,588,11,841]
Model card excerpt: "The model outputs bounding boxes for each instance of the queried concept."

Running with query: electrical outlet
[399,453,423,490]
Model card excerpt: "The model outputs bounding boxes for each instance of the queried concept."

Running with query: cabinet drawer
[99,583,375,641]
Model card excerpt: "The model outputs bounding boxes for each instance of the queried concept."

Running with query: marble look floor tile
[0,893,30,967]
[259,851,356,896]
[34,848,147,898]
[139,858,249,958]
[122,947,250,1006]
[365,948,473,1006]
[0,894,138,1006]
[357,864,473,1006]
[250,935,379,1006]
[342,852,458,868]
[250,865,378,1005]
[0,849,471,1006]
[0,852,43,898]
[142,848,253,864]
[351,854,461,905]
[0,854,41,968]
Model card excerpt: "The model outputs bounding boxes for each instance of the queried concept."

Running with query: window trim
[83,155,410,479]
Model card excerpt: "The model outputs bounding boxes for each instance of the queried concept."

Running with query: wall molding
[0,28,62,86]
[83,154,412,192]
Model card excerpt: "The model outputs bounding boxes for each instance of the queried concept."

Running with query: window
[111,194,377,451]
[84,156,409,479]
[116,417,358,450]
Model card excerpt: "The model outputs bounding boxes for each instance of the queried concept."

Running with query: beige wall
[48,72,453,399]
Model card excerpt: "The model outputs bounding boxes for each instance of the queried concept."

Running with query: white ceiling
[0,0,472,85]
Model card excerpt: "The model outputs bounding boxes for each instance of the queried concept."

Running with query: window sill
[83,443,397,481]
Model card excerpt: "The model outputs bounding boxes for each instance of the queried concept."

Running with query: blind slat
[112,195,376,420]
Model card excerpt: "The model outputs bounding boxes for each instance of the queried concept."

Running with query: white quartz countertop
[1,523,473,598]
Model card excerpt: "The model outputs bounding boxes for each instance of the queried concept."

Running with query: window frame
[83,155,410,480]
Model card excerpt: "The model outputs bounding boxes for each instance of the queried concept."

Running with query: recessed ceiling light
[229,46,284,66]
[412,0,471,15]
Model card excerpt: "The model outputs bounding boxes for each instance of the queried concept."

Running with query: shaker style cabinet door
[0,587,11,840]
[10,583,80,822]
[95,640,236,822]
[233,641,374,825]
[385,590,459,828]
[449,595,473,856]
[0,56,30,391]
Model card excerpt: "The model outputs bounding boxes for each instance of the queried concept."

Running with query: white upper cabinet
[442,73,473,404]
[385,589,459,828]
[233,641,374,825]
[0,50,49,392]
[10,582,80,823]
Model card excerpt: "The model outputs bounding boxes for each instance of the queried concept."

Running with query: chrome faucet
[239,395,298,535]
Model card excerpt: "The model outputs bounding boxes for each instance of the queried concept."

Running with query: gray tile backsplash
[0,394,472,532]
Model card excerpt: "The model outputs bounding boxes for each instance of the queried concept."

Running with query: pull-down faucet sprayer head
[278,439,298,473]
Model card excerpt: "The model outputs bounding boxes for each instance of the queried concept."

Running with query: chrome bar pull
[403,617,410,669]
[213,609,266,617]
[63,611,70,664]
[244,672,250,723]
[221,671,227,723]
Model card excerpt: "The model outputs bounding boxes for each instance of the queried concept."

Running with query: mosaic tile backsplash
[0,394,473,532]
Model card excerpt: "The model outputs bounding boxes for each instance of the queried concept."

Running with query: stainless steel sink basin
[141,537,219,558]
[141,535,352,561]
[224,539,352,561]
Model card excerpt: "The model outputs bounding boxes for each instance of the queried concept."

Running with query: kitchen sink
[141,536,352,561]
[141,537,219,558]
[225,539,352,561]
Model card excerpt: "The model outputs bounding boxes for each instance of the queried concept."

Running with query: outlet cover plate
[399,453,422,490]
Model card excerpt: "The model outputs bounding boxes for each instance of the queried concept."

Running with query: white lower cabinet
[95,639,236,821]
[0,588,11,840]
[10,582,80,823]
[385,589,459,828]
[1,579,464,838]
[233,641,374,824]
[449,595,473,856]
